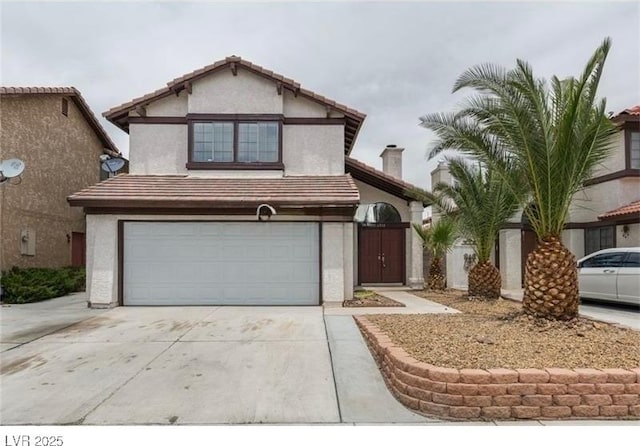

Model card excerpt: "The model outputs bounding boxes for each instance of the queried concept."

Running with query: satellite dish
[101,157,125,173]
[0,158,25,178]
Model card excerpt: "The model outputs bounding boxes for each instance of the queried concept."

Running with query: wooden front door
[71,232,86,267]
[358,226,405,284]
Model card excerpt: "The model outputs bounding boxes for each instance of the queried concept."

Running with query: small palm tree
[432,159,521,299]
[420,38,617,320]
[413,217,458,291]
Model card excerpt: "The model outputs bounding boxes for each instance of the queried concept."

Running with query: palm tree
[432,159,520,299]
[413,217,458,291]
[420,38,617,320]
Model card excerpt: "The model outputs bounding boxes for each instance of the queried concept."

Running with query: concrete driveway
[1,294,428,425]
[1,297,340,425]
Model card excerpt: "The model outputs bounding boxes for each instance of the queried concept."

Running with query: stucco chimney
[380,144,404,179]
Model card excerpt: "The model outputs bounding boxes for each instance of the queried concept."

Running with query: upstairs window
[188,118,281,169]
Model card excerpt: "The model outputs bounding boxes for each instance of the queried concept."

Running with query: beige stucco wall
[591,130,626,177]
[129,124,188,175]
[283,125,345,175]
[499,229,522,290]
[561,228,585,260]
[282,90,344,118]
[569,177,639,222]
[144,92,188,117]
[1,94,106,270]
[189,69,283,115]
[617,223,640,248]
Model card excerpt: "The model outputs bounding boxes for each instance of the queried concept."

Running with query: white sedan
[577,247,640,305]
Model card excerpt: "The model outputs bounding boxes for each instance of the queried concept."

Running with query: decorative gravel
[365,290,640,369]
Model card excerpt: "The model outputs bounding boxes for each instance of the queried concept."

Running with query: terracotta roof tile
[620,105,640,116]
[1,86,121,156]
[67,174,360,209]
[598,200,640,220]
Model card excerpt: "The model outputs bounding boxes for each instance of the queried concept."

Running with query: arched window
[354,202,402,224]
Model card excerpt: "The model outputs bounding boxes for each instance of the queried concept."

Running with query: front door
[358,226,405,284]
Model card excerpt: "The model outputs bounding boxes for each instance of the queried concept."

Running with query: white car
[577,247,640,305]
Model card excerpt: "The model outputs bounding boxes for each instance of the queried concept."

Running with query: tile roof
[618,105,640,116]
[0,86,121,157]
[102,56,365,153]
[345,156,429,204]
[67,174,360,209]
[598,200,640,220]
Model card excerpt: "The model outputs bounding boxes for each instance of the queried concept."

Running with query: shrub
[0,266,86,304]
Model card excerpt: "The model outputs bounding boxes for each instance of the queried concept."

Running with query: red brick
[463,395,492,407]
[432,392,464,406]
[574,368,608,383]
[581,394,612,406]
[511,406,541,419]
[612,394,639,405]
[630,368,640,382]
[477,384,507,396]
[537,383,567,395]
[553,394,581,406]
[629,405,640,417]
[487,368,519,384]
[481,406,512,419]
[404,384,432,402]
[459,369,491,384]
[567,383,596,395]
[395,368,422,388]
[419,400,450,417]
[429,366,460,383]
[449,406,481,418]
[546,368,579,384]
[572,405,599,417]
[447,383,479,396]
[522,395,552,406]
[405,362,433,379]
[397,369,446,393]
[507,383,537,395]
[396,392,420,410]
[626,383,640,394]
[600,405,629,417]
[493,395,522,406]
[602,369,637,384]
[540,406,572,418]
[517,368,550,383]
[595,383,626,395]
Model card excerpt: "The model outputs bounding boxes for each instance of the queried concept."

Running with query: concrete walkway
[324,289,459,316]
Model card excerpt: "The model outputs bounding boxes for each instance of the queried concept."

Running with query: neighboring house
[67,56,425,308]
[0,87,123,273]
[433,106,640,290]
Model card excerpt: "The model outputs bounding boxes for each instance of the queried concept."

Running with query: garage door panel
[123,222,319,306]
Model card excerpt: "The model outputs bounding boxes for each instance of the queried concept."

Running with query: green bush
[0,266,86,304]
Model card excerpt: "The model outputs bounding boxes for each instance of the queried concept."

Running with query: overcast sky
[2,1,638,190]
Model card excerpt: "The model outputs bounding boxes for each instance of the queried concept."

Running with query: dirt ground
[365,290,640,369]
[343,290,405,308]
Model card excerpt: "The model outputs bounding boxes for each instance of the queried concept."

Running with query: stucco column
[342,222,354,300]
[322,223,345,302]
[86,214,119,308]
[499,229,522,290]
[408,201,424,289]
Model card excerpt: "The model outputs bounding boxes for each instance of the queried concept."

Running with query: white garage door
[123,222,320,306]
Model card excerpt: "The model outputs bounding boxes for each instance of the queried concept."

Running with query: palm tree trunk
[427,256,446,291]
[522,236,579,320]
[468,261,501,299]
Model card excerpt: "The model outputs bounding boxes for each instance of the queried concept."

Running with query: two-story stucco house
[433,105,640,290]
[68,56,425,308]
[0,87,122,272]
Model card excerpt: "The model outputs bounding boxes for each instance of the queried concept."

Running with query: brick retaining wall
[355,316,640,420]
